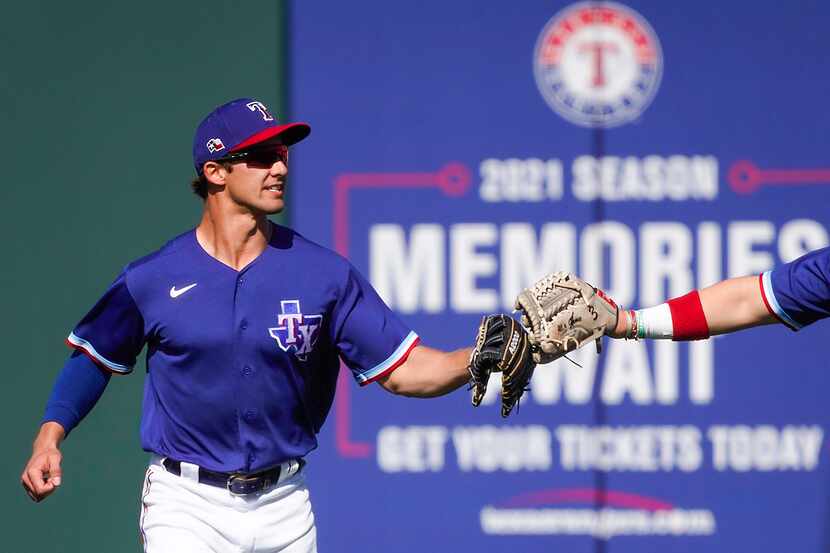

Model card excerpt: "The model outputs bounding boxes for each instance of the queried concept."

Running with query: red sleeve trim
[758,273,791,328]
[64,339,125,376]
[668,290,710,341]
[360,337,421,386]
[758,274,776,316]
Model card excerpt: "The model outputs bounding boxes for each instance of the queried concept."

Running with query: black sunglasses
[215,144,289,166]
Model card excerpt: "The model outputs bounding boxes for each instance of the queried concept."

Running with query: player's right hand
[21,423,65,502]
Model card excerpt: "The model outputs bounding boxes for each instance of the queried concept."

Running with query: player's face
[223,145,289,215]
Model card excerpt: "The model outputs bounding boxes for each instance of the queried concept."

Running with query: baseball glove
[514,272,619,364]
[468,314,536,417]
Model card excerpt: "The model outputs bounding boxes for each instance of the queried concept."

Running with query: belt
[161,457,305,496]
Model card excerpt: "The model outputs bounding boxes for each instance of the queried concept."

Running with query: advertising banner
[290,2,830,551]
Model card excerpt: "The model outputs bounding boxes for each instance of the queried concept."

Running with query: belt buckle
[227,473,268,496]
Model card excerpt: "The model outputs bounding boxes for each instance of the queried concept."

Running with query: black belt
[162,458,305,495]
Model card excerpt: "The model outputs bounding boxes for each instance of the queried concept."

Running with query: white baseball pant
[139,456,316,553]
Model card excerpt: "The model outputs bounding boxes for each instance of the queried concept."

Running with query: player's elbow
[377,362,444,398]
[377,369,424,397]
[375,346,464,398]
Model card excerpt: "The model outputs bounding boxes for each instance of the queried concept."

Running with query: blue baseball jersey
[67,223,419,473]
[761,247,830,330]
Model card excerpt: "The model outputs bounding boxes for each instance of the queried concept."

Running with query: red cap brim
[231,122,311,152]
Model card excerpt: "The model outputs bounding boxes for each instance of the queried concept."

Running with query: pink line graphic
[332,163,472,458]
[500,488,675,511]
[728,160,830,195]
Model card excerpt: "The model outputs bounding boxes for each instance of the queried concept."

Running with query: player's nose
[269,160,288,176]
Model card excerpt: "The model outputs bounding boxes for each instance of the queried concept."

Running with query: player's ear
[202,161,228,188]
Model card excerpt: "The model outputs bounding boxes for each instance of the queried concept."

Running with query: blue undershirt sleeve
[42,351,111,437]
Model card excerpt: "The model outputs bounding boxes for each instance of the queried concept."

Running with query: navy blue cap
[192,98,310,174]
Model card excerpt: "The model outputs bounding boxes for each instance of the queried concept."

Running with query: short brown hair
[190,162,234,199]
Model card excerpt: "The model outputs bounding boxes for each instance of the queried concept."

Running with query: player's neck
[195,207,272,272]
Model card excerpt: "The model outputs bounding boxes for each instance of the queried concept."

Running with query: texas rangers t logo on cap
[268,300,322,361]
[246,101,274,121]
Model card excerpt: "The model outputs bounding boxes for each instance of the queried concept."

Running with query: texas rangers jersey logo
[268,300,322,361]
[533,2,663,128]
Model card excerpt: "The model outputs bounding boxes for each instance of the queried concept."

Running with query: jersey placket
[232,265,259,472]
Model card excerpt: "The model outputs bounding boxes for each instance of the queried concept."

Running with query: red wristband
[667,290,710,341]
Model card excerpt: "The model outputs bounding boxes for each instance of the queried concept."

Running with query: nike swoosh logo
[170,283,198,298]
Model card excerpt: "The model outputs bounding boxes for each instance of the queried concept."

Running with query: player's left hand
[468,314,536,417]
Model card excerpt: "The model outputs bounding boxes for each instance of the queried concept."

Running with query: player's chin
[260,199,285,215]
[258,190,286,213]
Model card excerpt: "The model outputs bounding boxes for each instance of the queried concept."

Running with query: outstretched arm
[700,276,778,334]
[516,250,830,356]
[610,275,778,339]
[377,345,471,397]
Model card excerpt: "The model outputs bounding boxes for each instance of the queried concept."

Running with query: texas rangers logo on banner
[533,1,663,128]
[268,300,322,360]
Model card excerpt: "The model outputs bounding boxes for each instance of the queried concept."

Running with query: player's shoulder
[269,223,365,292]
[85,229,198,307]
[272,223,352,271]
[126,229,195,269]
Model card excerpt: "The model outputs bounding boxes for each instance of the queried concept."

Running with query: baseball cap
[193,98,311,174]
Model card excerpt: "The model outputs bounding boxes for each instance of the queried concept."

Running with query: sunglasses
[216,144,289,167]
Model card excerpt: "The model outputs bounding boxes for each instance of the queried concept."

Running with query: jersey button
[240,320,248,330]
[242,366,253,376]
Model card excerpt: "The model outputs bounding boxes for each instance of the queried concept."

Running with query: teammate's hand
[21,422,65,502]
[514,272,621,363]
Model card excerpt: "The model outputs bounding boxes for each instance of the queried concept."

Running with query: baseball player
[513,247,830,357]
[20,98,524,552]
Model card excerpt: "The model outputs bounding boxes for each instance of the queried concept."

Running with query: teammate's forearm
[379,346,471,397]
[699,276,778,334]
[610,276,778,340]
